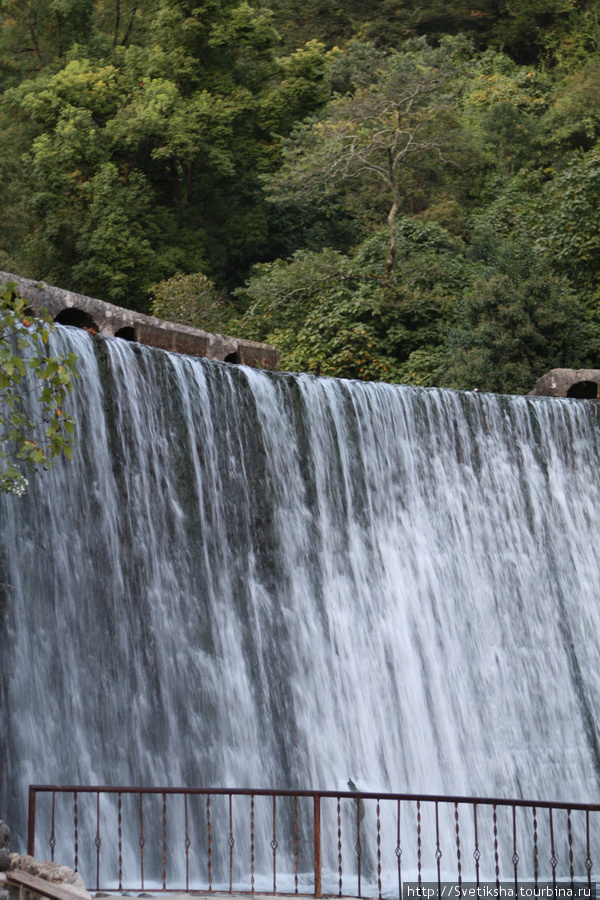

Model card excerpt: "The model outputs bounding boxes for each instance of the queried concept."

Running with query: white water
[1,327,600,888]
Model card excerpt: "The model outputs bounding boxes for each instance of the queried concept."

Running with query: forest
[1,0,600,392]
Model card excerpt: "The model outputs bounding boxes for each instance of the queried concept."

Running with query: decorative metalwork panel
[25,785,600,899]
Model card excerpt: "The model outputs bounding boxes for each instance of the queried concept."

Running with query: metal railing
[27,786,600,897]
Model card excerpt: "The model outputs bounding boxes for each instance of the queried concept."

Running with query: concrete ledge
[0,272,280,371]
[134,322,210,358]
[6,871,90,900]
[528,368,600,399]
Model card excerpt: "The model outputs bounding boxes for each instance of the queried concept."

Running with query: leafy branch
[0,282,78,495]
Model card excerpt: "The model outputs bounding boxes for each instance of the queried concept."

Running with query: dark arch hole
[54,308,99,331]
[567,380,599,399]
[114,326,135,341]
[224,351,239,364]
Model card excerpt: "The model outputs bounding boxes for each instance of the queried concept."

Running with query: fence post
[314,795,322,899]
[27,788,36,857]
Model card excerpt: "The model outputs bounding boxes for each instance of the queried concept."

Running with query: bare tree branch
[269,42,463,280]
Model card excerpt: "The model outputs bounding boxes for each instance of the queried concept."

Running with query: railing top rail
[28,784,600,812]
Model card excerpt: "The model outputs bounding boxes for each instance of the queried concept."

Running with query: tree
[444,236,596,393]
[1,1,332,307]
[491,0,581,64]
[542,57,600,152]
[519,146,600,312]
[233,248,405,380]
[0,282,77,495]
[233,218,475,382]
[0,0,94,83]
[150,272,233,332]
[269,39,468,282]
[264,0,499,54]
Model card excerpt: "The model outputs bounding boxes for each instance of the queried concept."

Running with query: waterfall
[1,326,600,887]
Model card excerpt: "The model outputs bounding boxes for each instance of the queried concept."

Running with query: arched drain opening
[224,351,239,364]
[114,326,135,341]
[567,380,599,399]
[54,308,99,332]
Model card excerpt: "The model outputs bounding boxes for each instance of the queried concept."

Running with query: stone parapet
[0,272,280,371]
[134,321,211,358]
[528,368,600,399]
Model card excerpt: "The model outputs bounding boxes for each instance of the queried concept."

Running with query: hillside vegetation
[2,0,600,391]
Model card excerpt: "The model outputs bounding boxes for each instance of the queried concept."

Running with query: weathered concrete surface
[0,272,280,371]
[8,856,90,899]
[528,368,600,398]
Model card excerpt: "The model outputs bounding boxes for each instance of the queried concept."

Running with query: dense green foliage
[2,0,600,392]
[151,272,231,331]
[0,283,77,494]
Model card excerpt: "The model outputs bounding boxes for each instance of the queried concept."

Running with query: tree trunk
[28,14,45,64]
[121,5,138,45]
[383,194,399,283]
[113,0,121,48]
[382,152,398,283]
[382,199,398,283]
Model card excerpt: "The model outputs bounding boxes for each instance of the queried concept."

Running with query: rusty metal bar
[336,796,342,897]
[73,792,78,873]
[25,783,600,897]
[26,783,600,811]
[185,793,190,893]
[356,794,362,899]
[207,793,212,892]
[473,804,480,890]
[117,792,122,891]
[139,793,145,891]
[493,804,499,889]
[568,808,574,888]
[228,793,234,894]
[377,798,381,900]
[313,794,321,899]
[396,800,401,900]
[293,795,299,895]
[586,808,593,889]
[50,791,56,862]
[512,804,518,896]
[162,792,167,891]
[250,794,255,895]
[550,807,557,890]
[95,792,101,892]
[416,799,422,888]
[272,794,277,894]
[27,786,36,857]
[533,806,538,888]
[454,801,461,888]
[435,801,442,896]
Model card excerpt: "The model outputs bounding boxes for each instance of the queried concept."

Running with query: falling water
[1,327,600,887]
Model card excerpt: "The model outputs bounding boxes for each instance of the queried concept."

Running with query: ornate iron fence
[27,786,600,897]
